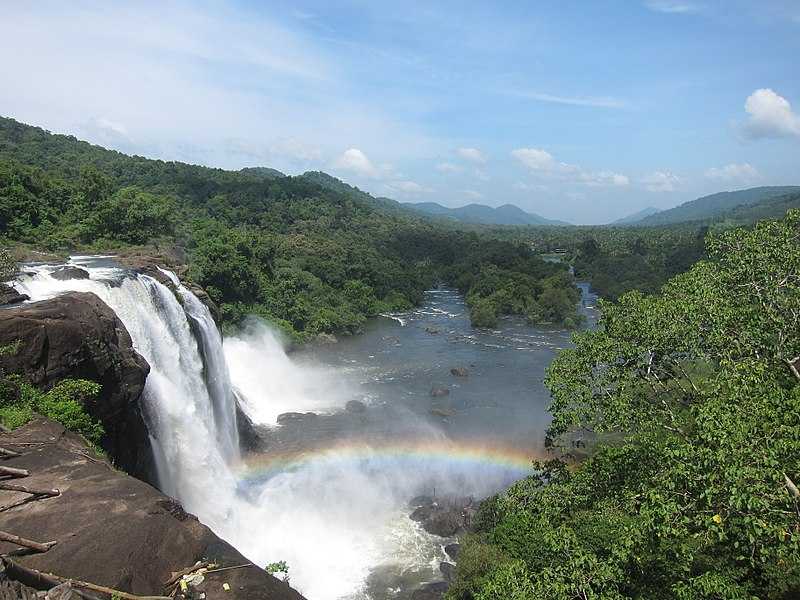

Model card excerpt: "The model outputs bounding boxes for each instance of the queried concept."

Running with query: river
[227,285,598,599]
[14,259,596,600]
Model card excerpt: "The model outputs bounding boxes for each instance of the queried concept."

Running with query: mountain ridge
[635,186,800,226]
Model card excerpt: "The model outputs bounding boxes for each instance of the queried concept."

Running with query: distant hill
[636,186,800,226]
[300,171,402,211]
[612,206,660,225]
[404,201,569,226]
[239,166,286,179]
[300,172,568,226]
[717,190,800,224]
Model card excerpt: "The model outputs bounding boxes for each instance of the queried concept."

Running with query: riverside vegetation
[2,115,799,598]
[447,211,800,599]
[0,116,581,340]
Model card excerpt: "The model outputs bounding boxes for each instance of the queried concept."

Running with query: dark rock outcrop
[439,562,455,582]
[0,292,152,477]
[50,266,90,281]
[411,581,448,600]
[0,419,306,600]
[444,543,460,561]
[346,400,366,413]
[450,367,468,377]
[0,283,28,305]
[410,496,475,537]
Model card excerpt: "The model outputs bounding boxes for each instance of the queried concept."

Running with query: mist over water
[13,258,596,600]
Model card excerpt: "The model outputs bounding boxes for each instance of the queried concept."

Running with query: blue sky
[1,1,799,224]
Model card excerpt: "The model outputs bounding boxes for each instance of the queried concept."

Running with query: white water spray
[14,258,533,600]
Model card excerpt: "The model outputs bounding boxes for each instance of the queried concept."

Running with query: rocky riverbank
[0,418,306,599]
[406,496,476,599]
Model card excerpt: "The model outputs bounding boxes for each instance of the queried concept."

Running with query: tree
[451,211,800,599]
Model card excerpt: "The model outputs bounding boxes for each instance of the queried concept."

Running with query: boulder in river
[0,283,28,306]
[276,411,318,425]
[450,367,468,377]
[346,399,367,413]
[439,562,455,582]
[50,265,90,280]
[430,386,450,397]
[409,496,475,537]
[444,543,460,561]
[411,581,448,600]
[0,292,152,478]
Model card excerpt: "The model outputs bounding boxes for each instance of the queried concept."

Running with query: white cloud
[583,171,630,188]
[511,148,628,187]
[511,91,627,109]
[457,147,486,163]
[0,3,442,175]
[641,170,681,192]
[514,182,548,192]
[333,148,378,177]
[436,162,462,173]
[511,148,564,172]
[474,169,490,181]
[645,1,701,14]
[742,88,800,139]
[463,190,483,200]
[705,163,761,183]
[386,180,430,195]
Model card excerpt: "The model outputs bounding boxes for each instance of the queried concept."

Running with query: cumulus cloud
[705,163,760,183]
[457,147,486,163]
[333,148,379,177]
[511,148,628,187]
[436,162,462,173]
[742,89,800,139]
[645,1,701,14]
[641,171,681,192]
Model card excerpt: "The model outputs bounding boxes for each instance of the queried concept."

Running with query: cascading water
[13,258,240,521]
[13,256,555,600]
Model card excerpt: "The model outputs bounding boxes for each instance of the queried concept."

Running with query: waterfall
[14,258,240,522]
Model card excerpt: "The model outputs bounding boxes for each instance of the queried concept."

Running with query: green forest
[2,115,799,598]
[447,211,800,599]
[0,117,580,340]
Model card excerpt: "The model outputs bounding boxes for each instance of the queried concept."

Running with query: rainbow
[236,439,541,482]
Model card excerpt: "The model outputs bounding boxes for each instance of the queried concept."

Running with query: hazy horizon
[2,1,798,224]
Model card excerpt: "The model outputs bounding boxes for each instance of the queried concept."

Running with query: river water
[228,285,598,599]
[14,259,596,600]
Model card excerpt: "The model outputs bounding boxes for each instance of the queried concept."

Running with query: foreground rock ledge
[0,292,152,478]
[0,419,307,600]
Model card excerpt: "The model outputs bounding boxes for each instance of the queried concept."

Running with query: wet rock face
[444,543,460,561]
[409,496,475,538]
[49,266,90,281]
[0,283,28,306]
[411,581,448,600]
[0,419,307,600]
[0,292,153,478]
[450,367,468,377]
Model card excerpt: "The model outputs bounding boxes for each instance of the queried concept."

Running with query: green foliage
[0,116,583,338]
[265,560,289,574]
[452,211,800,599]
[0,247,16,280]
[0,374,104,442]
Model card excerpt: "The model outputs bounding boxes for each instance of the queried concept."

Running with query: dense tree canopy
[0,117,582,339]
[449,211,800,599]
